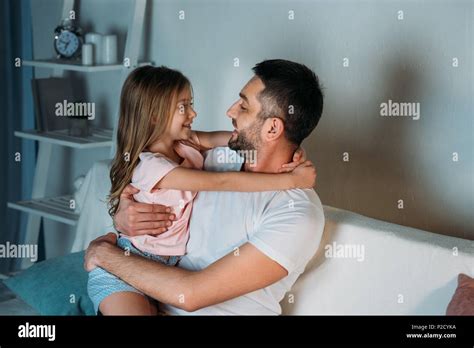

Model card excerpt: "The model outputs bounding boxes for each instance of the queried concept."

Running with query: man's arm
[85,234,287,312]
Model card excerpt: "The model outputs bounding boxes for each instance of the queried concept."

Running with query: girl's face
[168,87,197,141]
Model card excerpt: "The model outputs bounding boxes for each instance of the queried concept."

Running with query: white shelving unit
[23,59,153,72]
[8,196,78,226]
[14,128,113,149]
[8,0,148,269]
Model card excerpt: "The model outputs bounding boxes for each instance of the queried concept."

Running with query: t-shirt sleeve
[131,153,178,192]
[248,191,325,274]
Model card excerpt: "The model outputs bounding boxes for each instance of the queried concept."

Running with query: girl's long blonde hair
[108,65,191,217]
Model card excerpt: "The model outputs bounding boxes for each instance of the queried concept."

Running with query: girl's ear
[263,117,285,141]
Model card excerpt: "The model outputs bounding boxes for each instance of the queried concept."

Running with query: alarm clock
[54,19,83,59]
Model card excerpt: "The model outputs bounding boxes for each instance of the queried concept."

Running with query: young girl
[87,65,314,315]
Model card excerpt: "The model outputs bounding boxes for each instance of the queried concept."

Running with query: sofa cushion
[2,251,94,315]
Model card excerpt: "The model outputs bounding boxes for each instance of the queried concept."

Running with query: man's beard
[228,119,263,152]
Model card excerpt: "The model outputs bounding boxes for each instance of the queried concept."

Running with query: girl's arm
[185,131,232,151]
[195,131,232,149]
[153,161,316,192]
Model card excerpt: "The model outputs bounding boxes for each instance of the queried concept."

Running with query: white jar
[81,43,93,65]
[84,32,103,65]
[102,35,118,65]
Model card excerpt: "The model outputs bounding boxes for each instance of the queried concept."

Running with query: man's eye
[240,105,247,111]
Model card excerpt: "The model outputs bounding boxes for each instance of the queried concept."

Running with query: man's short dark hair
[252,59,324,146]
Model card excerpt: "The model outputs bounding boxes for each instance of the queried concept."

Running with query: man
[85,59,325,315]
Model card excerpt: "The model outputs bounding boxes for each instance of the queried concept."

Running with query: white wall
[29,0,473,257]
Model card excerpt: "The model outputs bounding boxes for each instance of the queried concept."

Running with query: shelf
[22,59,153,72]
[8,195,79,226]
[15,128,113,149]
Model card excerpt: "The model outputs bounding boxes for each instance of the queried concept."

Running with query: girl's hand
[179,131,203,152]
[290,160,317,189]
[188,130,201,146]
[278,147,306,173]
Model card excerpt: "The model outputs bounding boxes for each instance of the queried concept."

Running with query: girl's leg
[99,291,158,315]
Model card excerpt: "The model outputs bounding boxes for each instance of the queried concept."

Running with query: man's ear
[262,117,285,141]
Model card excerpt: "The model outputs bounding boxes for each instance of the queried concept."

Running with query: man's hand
[278,147,307,173]
[114,184,175,237]
[84,232,117,271]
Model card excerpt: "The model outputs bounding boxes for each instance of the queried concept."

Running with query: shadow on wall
[307,47,472,240]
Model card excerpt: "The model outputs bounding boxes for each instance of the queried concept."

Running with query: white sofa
[73,160,474,315]
[282,206,473,315]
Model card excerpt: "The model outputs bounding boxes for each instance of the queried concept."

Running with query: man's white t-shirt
[161,147,325,315]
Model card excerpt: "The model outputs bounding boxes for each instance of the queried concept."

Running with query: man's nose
[226,101,238,119]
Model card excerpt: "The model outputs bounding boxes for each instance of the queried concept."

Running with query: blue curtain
[0,0,35,273]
